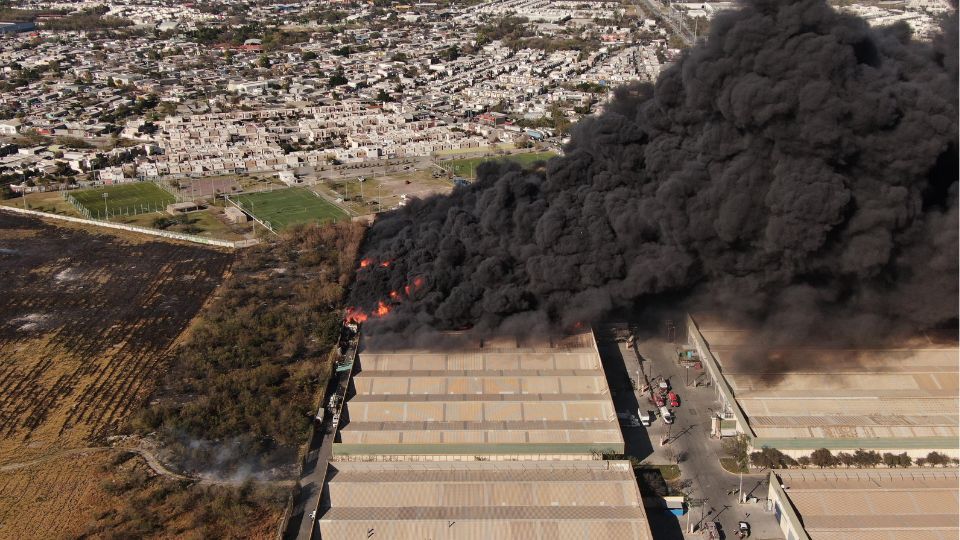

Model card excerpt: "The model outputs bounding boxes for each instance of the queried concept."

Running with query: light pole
[102,192,109,218]
[738,469,744,504]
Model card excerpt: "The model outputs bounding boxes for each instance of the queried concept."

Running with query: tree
[853,449,882,468]
[882,452,899,468]
[926,451,949,467]
[375,88,393,103]
[749,447,796,469]
[810,448,837,468]
[444,45,460,61]
[897,453,913,468]
[798,456,811,468]
[257,54,271,68]
[836,452,855,467]
[722,434,749,471]
[328,70,348,88]
[916,457,927,467]
[301,50,317,61]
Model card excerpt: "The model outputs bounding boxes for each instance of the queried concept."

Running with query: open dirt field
[322,169,454,214]
[0,213,232,464]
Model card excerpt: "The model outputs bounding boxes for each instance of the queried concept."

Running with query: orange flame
[359,258,373,268]
[347,277,424,325]
[379,260,392,268]
[345,307,368,323]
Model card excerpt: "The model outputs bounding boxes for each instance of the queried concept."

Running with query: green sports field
[232,187,348,230]
[445,151,558,179]
[70,182,175,218]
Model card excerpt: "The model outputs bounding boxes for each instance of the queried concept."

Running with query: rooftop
[773,468,959,540]
[319,460,651,540]
[692,315,959,448]
[335,330,624,457]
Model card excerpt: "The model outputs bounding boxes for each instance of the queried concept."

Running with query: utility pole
[103,192,109,218]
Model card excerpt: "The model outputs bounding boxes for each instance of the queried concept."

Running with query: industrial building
[317,330,652,539]
[768,468,959,540]
[686,314,960,458]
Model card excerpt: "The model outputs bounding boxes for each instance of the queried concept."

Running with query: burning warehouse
[317,330,653,539]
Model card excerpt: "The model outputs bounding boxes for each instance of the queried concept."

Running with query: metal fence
[0,205,258,249]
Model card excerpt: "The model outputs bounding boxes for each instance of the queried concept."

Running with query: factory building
[686,314,960,459]
[318,330,652,539]
[767,468,959,540]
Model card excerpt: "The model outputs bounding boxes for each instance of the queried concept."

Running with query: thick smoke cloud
[350,0,958,348]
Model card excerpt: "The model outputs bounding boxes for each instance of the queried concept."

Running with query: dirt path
[0,445,295,487]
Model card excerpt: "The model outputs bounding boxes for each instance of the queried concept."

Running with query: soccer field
[70,182,175,219]
[445,151,558,179]
[232,187,348,230]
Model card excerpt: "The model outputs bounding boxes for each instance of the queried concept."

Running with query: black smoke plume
[350,0,958,348]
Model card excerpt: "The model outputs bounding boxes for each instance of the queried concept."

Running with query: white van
[659,406,674,424]
[639,410,653,426]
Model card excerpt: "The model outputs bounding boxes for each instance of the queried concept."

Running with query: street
[284,424,333,540]
[598,329,782,539]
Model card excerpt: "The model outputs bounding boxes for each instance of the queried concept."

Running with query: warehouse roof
[319,460,651,540]
[772,468,959,540]
[335,330,624,457]
[691,315,959,447]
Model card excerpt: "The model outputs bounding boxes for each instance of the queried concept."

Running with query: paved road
[638,0,694,46]
[599,331,783,539]
[284,420,334,540]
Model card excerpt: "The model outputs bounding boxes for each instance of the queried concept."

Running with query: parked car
[668,391,680,407]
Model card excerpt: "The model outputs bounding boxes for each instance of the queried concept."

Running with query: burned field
[0,213,232,463]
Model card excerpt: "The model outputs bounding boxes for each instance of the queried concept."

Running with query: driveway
[599,330,783,539]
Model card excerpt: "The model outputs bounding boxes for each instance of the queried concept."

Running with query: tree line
[750,447,957,470]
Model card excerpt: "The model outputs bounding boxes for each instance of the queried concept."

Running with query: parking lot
[598,327,783,540]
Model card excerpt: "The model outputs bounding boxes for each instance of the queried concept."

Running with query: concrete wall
[767,472,811,540]
[0,205,258,249]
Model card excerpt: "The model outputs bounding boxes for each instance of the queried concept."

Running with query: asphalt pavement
[599,331,783,540]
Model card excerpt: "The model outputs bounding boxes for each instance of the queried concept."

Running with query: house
[0,119,22,135]
[278,170,300,185]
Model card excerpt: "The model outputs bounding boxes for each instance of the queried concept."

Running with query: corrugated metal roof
[773,469,959,539]
[318,330,650,539]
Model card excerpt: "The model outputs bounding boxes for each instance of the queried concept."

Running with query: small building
[0,119,22,136]
[224,206,249,224]
[277,170,301,185]
[165,201,203,216]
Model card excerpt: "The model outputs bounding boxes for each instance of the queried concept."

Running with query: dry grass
[0,450,283,540]
[0,214,232,465]
[0,213,245,538]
